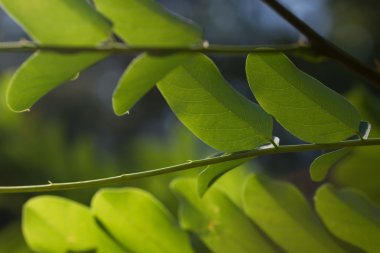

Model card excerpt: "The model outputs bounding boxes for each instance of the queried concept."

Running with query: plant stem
[0,41,309,55]
[260,0,380,90]
[1,138,380,193]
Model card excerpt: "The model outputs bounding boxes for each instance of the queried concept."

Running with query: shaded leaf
[23,196,125,253]
[113,53,193,115]
[310,148,351,182]
[315,184,380,252]
[309,121,370,182]
[332,89,380,204]
[158,53,273,152]
[197,137,279,197]
[171,177,277,253]
[2,0,111,112]
[333,146,380,204]
[197,157,251,197]
[91,188,194,253]
[0,223,31,253]
[93,0,202,46]
[243,174,345,253]
[215,164,261,208]
[246,53,360,143]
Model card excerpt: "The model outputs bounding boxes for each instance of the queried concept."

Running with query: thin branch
[0,41,310,55]
[1,138,380,193]
[260,0,380,90]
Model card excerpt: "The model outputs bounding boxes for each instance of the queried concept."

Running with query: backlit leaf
[112,53,193,115]
[158,54,273,152]
[94,0,202,115]
[93,0,202,47]
[315,184,380,252]
[243,174,345,253]
[92,188,194,253]
[23,196,125,253]
[2,0,111,112]
[310,148,351,182]
[246,53,360,143]
[171,178,276,253]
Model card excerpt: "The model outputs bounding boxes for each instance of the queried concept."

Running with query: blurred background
[0,0,379,251]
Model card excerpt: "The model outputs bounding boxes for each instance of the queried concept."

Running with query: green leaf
[158,53,273,152]
[94,0,202,115]
[113,53,193,115]
[0,0,110,46]
[93,0,202,46]
[315,184,380,252]
[332,146,380,204]
[197,137,279,197]
[214,164,261,208]
[22,196,125,253]
[7,53,107,112]
[243,174,345,253]
[2,0,111,112]
[310,121,371,182]
[171,178,277,253]
[197,157,251,197]
[91,188,194,253]
[310,148,351,182]
[246,53,361,143]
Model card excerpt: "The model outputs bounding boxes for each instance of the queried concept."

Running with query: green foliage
[112,53,192,115]
[93,0,202,47]
[92,188,193,253]
[0,0,379,252]
[23,196,124,253]
[310,120,371,182]
[7,53,107,112]
[197,157,250,197]
[158,54,273,152]
[172,177,277,253]
[94,0,202,115]
[246,53,361,143]
[2,0,111,112]
[21,172,380,253]
[310,148,351,182]
[332,88,380,204]
[243,174,344,253]
[315,184,380,252]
